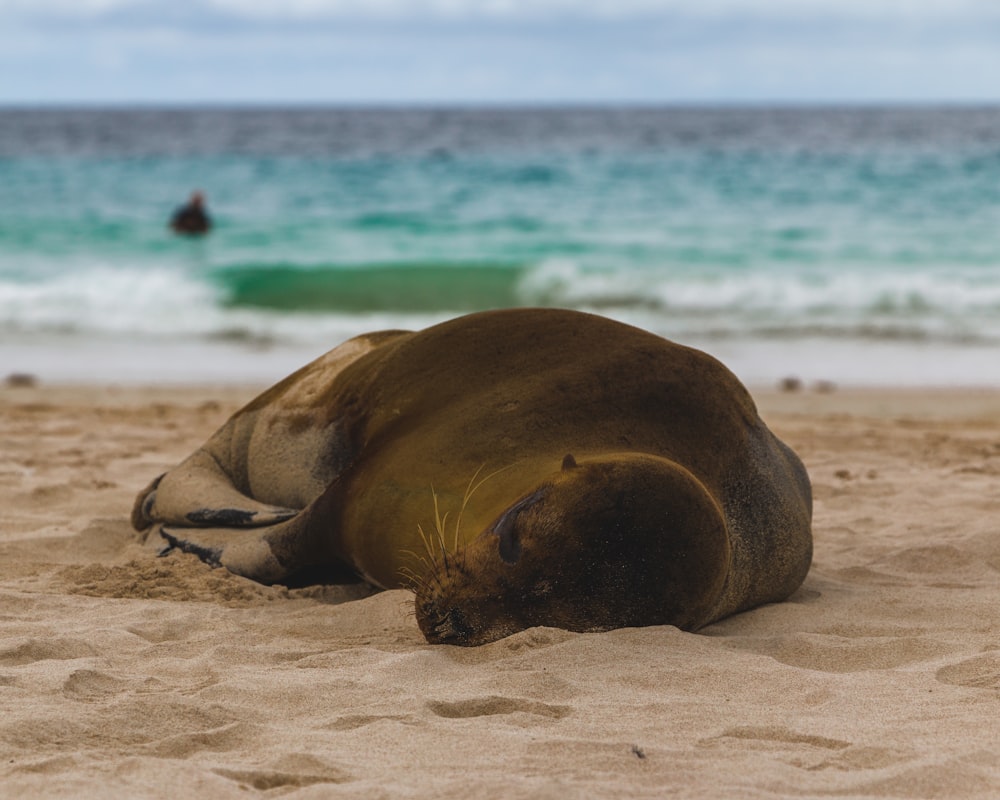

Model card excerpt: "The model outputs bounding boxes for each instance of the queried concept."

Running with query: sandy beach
[1,381,998,798]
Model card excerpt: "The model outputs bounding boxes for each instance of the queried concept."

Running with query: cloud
[2,0,1000,103]
[5,0,1000,22]
[8,0,999,44]
[0,0,142,14]
[5,0,1000,43]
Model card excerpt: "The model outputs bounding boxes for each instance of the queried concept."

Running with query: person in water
[170,191,212,235]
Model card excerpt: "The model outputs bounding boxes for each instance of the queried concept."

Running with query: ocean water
[2,106,1000,386]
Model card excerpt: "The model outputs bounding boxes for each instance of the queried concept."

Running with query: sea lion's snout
[414,485,554,646]
[423,606,473,644]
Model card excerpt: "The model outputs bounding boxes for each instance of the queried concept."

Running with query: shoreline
[5,380,999,416]
[2,383,999,797]
[5,328,1000,390]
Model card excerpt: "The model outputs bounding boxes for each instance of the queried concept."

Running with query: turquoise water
[2,107,1000,384]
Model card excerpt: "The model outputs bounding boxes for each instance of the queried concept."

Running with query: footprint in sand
[699,725,851,752]
[807,745,909,772]
[27,484,75,505]
[699,726,854,771]
[325,714,419,731]
[0,637,97,666]
[704,731,971,798]
[213,753,352,792]
[936,652,1000,691]
[426,695,571,720]
[879,544,976,575]
[62,669,129,701]
[726,632,953,672]
[213,768,350,792]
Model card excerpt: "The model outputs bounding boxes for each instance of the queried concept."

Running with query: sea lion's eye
[491,489,545,564]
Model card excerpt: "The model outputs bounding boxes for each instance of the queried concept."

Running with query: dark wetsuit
[170,203,211,235]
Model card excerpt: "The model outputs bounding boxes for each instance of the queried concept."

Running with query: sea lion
[132,308,812,646]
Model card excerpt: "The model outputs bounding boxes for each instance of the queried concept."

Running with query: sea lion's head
[414,453,730,646]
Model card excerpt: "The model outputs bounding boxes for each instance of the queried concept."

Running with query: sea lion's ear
[561,454,578,471]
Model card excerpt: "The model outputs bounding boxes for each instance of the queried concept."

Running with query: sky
[2,0,1000,105]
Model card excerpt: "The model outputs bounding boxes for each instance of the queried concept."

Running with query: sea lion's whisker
[399,549,432,573]
[396,564,428,592]
[431,486,444,538]
[453,462,513,550]
[463,464,487,500]
[416,523,440,568]
[398,596,419,620]
[413,540,454,583]
[436,519,450,559]
[425,485,455,575]
[397,574,418,590]
[397,563,424,580]
[453,463,486,551]
[468,463,512,500]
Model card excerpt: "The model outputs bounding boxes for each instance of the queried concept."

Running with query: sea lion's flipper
[148,510,327,585]
[132,449,299,532]
[148,521,295,584]
[146,478,349,585]
[149,522,288,582]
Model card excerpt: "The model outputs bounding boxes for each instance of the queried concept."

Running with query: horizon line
[4,99,1000,111]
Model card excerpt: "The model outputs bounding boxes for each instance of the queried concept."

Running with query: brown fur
[132,308,812,645]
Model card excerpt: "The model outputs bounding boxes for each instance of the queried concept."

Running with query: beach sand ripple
[1,385,999,797]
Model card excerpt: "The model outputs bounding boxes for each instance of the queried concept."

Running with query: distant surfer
[170,191,212,236]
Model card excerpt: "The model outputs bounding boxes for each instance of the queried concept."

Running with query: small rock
[5,373,38,388]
